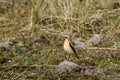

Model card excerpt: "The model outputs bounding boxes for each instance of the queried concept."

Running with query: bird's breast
[64,39,73,54]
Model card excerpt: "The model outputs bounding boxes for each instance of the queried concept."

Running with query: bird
[63,36,79,60]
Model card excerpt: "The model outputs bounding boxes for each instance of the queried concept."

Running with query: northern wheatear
[63,36,79,59]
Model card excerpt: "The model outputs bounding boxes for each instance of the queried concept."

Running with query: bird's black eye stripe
[63,37,67,41]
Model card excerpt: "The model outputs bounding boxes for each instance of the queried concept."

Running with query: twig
[86,47,120,51]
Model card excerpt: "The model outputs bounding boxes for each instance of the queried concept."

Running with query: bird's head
[63,35,70,39]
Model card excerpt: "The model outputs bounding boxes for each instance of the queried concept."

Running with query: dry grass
[0,0,120,80]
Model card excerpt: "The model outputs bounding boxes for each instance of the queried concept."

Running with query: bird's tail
[74,52,79,59]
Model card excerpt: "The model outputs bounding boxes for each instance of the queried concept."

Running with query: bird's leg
[67,54,71,61]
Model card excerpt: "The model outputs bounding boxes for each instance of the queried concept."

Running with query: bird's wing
[69,40,79,59]
[69,38,74,47]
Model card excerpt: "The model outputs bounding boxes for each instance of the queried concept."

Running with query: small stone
[16,42,24,47]
[0,41,13,49]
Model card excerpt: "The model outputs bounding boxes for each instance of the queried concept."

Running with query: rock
[86,34,103,45]
[0,41,13,49]
[74,34,103,48]
[74,38,86,48]
[56,61,81,72]
[55,61,92,73]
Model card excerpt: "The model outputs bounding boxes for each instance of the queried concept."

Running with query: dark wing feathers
[69,40,79,59]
